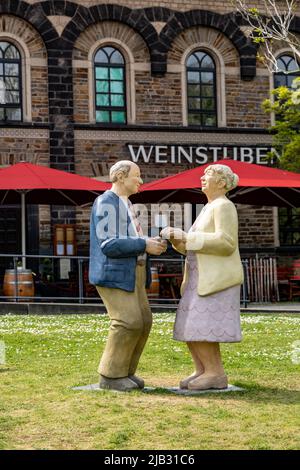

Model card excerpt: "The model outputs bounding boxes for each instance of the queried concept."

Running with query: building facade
[0,0,299,271]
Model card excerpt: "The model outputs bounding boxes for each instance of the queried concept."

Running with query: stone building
[0,1,299,284]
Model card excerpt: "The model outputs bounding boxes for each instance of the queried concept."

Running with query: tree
[263,77,300,172]
[233,0,300,72]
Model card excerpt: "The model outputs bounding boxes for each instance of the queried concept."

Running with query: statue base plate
[72,383,244,394]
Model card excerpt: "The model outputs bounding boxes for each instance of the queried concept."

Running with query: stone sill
[0,122,52,129]
[74,123,272,134]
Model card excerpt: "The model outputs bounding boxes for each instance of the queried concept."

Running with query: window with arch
[94,46,126,124]
[186,50,217,127]
[0,41,22,122]
[274,55,300,89]
[274,55,300,248]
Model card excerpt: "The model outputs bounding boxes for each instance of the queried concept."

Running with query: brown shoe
[188,374,228,391]
[179,372,203,389]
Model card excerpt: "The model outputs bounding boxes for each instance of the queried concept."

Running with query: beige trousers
[96,265,152,378]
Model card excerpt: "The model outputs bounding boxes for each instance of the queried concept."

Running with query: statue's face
[201,169,225,196]
[123,164,143,196]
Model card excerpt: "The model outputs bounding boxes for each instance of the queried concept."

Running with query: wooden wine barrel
[292,259,300,279]
[147,267,160,298]
[3,269,34,299]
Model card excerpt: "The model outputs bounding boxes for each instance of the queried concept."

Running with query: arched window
[0,41,22,122]
[274,55,300,89]
[94,46,126,124]
[186,50,217,127]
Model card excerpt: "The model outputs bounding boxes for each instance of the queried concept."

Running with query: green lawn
[0,313,299,450]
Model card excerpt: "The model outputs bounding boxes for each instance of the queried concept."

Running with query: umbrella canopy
[135,159,300,207]
[0,162,110,205]
[0,162,110,268]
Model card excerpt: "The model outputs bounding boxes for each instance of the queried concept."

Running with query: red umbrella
[0,162,110,205]
[0,162,111,267]
[136,159,300,207]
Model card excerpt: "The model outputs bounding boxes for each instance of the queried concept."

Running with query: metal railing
[0,253,249,307]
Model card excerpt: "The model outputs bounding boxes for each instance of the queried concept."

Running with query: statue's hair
[109,160,132,183]
[205,164,239,191]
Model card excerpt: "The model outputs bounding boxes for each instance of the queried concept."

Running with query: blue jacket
[89,190,151,292]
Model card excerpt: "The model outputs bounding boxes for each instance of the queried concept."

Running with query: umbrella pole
[21,191,26,270]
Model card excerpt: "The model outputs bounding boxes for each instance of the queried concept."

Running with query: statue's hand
[160,227,187,242]
[146,238,167,255]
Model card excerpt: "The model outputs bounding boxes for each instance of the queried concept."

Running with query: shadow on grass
[142,384,300,404]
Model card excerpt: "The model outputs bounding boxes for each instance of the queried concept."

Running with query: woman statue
[161,164,244,390]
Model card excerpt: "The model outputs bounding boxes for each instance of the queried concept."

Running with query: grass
[0,312,299,450]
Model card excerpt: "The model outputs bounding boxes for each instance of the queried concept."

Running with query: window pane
[95,50,108,63]
[188,114,201,125]
[111,50,124,64]
[188,98,201,110]
[96,80,108,92]
[0,79,5,104]
[6,107,21,121]
[274,74,286,88]
[287,57,299,72]
[111,111,125,123]
[5,45,20,59]
[110,81,123,93]
[187,84,200,97]
[202,98,215,111]
[95,67,108,79]
[5,90,19,104]
[4,63,19,76]
[0,42,10,55]
[287,75,298,88]
[202,85,214,97]
[187,54,199,68]
[187,71,199,83]
[201,72,214,84]
[96,110,110,122]
[111,94,124,107]
[0,108,4,119]
[0,64,3,74]
[201,54,214,68]
[110,68,123,80]
[96,94,109,106]
[203,114,216,126]
[5,77,19,90]
[195,51,206,63]
[103,47,115,59]
[277,57,287,72]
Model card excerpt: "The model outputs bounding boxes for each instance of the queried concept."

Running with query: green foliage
[263,77,300,172]
[248,8,259,16]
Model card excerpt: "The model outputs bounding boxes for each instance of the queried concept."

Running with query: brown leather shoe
[188,374,228,391]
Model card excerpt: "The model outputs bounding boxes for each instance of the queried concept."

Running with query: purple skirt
[174,252,242,343]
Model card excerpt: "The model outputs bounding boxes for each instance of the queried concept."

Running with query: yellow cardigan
[173,196,244,297]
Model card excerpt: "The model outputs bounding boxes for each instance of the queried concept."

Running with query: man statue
[89,161,167,391]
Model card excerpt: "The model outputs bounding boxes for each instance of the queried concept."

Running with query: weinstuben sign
[127,144,278,165]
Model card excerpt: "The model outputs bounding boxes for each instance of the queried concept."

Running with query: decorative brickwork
[0,15,46,58]
[168,26,239,66]
[73,21,149,61]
